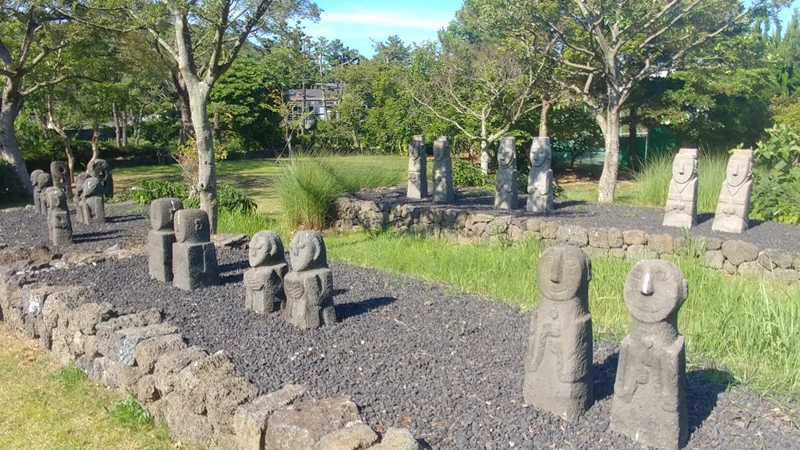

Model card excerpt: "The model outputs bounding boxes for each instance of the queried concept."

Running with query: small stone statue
[611,260,689,450]
[74,172,89,224]
[712,149,754,234]
[50,161,73,200]
[495,136,518,209]
[30,169,43,210]
[432,136,454,203]
[283,231,336,330]
[46,187,72,247]
[34,172,52,215]
[86,158,114,198]
[172,209,219,291]
[526,137,554,214]
[148,198,184,283]
[81,176,106,225]
[244,231,289,314]
[524,245,593,421]
[407,135,428,199]
[663,149,699,229]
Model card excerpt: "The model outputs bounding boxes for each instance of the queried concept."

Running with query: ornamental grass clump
[633,151,727,213]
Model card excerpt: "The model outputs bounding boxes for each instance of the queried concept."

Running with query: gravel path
[349,186,800,253]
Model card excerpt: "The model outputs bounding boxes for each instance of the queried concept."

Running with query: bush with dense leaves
[124,179,256,214]
[452,157,490,188]
[752,125,800,225]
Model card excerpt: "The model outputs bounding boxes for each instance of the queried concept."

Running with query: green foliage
[451,157,489,188]
[633,151,727,213]
[123,179,255,214]
[127,180,188,205]
[54,366,88,388]
[752,125,800,224]
[215,184,258,214]
[108,394,152,430]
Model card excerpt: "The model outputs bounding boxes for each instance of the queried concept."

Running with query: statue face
[726,154,752,188]
[434,138,449,161]
[36,172,51,189]
[82,177,103,197]
[498,141,515,169]
[624,260,687,323]
[48,188,67,210]
[30,170,43,184]
[174,209,210,244]
[289,230,325,272]
[249,230,283,267]
[672,154,696,184]
[530,143,551,168]
[536,246,591,301]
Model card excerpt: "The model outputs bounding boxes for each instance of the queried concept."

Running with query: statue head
[409,135,425,161]
[87,159,110,180]
[30,169,43,186]
[47,187,67,211]
[289,230,327,272]
[498,137,516,169]
[624,260,688,323]
[433,136,450,162]
[249,230,285,267]
[672,148,698,184]
[82,177,104,198]
[536,245,591,302]
[174,209,210,244]
[35,172,52,190]
[529,138,552,168]
[75,172,89,197]
[726,149,753,188]
[150,198,184,231]
[51,161,69,185]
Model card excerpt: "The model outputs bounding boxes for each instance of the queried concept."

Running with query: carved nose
[641,271,654,295]
[550,253,563,283]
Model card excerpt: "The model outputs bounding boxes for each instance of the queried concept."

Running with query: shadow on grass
[336,296,396,320]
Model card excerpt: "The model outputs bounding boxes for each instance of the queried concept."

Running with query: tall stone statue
[148,198,184,283]
[74,172,89,224]
[34,172,52,215]
[407,135,428,199]
[526,137,554,214]
[495,136,518,210]
[86,158,114,198]
[50,161,73,200]
[663,149,699,229]
[524,245,593,421]
[172,209,219,291]
[46,187,72,247]
[244,231,289,314]
[712,149,754,234]
[81,177,106,225]
[283,231,336,330]
[432,136,454,203]
[611,260,689,450]
[30,169,44,210]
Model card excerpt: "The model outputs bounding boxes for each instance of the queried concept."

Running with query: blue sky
[303,1,800,58]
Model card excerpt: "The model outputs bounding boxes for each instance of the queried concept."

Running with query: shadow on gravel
[73,230,121,243]
[336,296,396,320]
[218,260,250,273]
[686,368,735,438]
[696,212,715,226]
[220,273,244,285]
[592,351,619,403]
[107,214,144,224]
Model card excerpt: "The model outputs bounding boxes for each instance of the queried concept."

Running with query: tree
[471,0,789,202]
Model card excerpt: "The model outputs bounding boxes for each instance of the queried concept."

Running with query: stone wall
[0,245,419,450]
[334,196,800,285]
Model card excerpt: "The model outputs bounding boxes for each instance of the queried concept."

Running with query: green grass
[558,180,639,205]
[632,152,728,212]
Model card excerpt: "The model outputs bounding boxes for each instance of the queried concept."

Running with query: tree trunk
[173,72,194,144]
[134,104,144,147]
[480,139,490,174]
[90,122,100,162]
[0,87,33,195]
[64,135,75,184]
[112,102,121,148]
[187,83,218,233]
[121,109,128,149]
[539,100,552,137]
[628,107,639,172]
[213,106,221,141]
[598,106,621,203]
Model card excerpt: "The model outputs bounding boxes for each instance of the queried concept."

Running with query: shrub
[127,180,188,205]
[215,183,257,214]
[123,179,255,214]
[633,151,727,213]
[452,157,490,188]
[752,125,800,225]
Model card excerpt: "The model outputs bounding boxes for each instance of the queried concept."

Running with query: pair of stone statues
[243,230,336,330]
[30,169,72,247]
[663,149,754,233]
[407,135,454,202]
[524,245,688,450]
[75,159,114,225]
[495,136,554,212]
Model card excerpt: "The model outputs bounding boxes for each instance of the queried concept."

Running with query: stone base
[148,230,176,282]
[172,242,219,291]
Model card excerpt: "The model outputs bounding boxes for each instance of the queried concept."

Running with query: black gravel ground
[349,186,800,254]
[34,249,800,450]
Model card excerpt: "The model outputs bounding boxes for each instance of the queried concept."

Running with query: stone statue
[244,231,289,314]
[432,136,454,203]
[30,169,44,211]
[74,172,89,224]
[34,172,52,215]
[524,245,593,421]
[663,149,699,229]
[611,260,689,450]
[86,158,114,198]
[50,161,73,200]
[81,176,106,225]
[172,209,219,291]
[407,135,428,199]
[495,136,518,210]
[283,231,336,329]
[712,149,754,234]
[148,198,184,283]
[46,187,72,247]
[526,137,554,214]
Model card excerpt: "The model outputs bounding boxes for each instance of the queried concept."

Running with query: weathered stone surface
[706,238,723,251]
[540,221,560,240]
[91,356,147,389]
[162,393,213,446]
[771,268,800,285]
[611,260,688,450]
[137,374,160,404]
[622,230,647,246]
[583,247,608,259]
[608,228,624,248]
[86,158,113,198]
[244,231,288,314]
[407,135,427,199]
[663,148,698,229]
[213,233,251,249]
[705,250,725,269]
[723,260,737,275]
[648,234,674,255]
[713,149,754,234]
[527,137,554,214]
[313,424,379,450]
[370,428,420,450]
[495,137,518,210]
[233,384,306,450]
[134,333,186,373]
[173,351,236,415]
[99,324,177,366]
[556,225,589,248]
[738,261,764,276]
[609,248,627,260]
[795,256,800,270]
[30,169,45,213]
[588,228,609,249]
[524,246,592,421]
[526,218,542,233]
[721,240,760,266]
[47,188,72,247]
[264,396,361,450]
[50,161,73,199]
[284,231,336,330]
[432,136,454,203]
[153,346,208,395]
[81,177,105,224]
[147,198,184,282]
[70,301,113,335]
[172,209,219,291]
[33,171,51,215]
[205,377,258,434]
[95,308,162,337]
[758,248,795,270]
[626,245,657,261]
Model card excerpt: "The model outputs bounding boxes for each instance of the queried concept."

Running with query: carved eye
[564,260,578,270]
